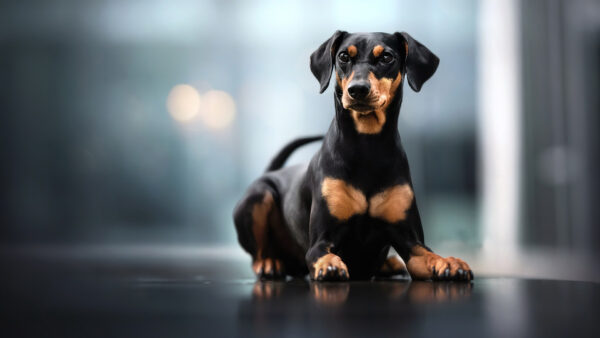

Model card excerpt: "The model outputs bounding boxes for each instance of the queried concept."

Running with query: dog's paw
[430,256,473,281]
[312,253,349,281]
[252,258,285,279]
[408,253,473,281]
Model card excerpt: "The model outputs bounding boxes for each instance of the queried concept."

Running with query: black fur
[233,31,472,281]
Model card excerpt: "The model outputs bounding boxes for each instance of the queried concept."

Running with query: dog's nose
[347,82,370,100]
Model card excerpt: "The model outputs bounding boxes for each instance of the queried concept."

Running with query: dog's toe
[421,255,473,282]
[253,258,285,280]
[445,257,472,281]
[312,253,349,281]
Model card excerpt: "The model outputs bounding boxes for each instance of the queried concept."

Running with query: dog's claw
[312,253,349,281]
[425,256,475,281]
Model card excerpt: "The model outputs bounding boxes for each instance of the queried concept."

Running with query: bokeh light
[198,90,236,130]
[167,84,201,122]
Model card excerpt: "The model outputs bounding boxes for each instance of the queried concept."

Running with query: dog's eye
[338,52,350,63]
[381,53,394,64]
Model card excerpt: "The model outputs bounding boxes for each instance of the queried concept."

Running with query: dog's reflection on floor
[407,280,473,303]
[310,281,352,305]
[251,279,472,306]
[238,280,473,336]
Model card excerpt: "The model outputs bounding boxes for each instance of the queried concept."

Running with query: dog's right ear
[310,30,347,93]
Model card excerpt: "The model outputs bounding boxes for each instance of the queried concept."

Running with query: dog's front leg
[306,240,349,281]
[391,201,473,281]
[305,200,350,281]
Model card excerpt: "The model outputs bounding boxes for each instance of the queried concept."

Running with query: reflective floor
[1,248,598,338]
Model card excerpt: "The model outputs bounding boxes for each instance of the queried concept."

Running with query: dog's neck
[326,85,404,158]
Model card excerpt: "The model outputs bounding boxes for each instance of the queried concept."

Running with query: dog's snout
[347,81,370,100]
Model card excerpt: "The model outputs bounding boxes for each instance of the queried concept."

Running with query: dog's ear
[310,30,347,93]
[394,32,440,92]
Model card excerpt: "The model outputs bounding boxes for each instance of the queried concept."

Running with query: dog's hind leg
[375,255,409,278]
[233,184,286,279]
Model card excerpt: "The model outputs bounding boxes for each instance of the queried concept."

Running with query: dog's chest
[321,177,414,223]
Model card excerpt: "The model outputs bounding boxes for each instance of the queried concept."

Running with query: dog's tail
[265,135,324,172]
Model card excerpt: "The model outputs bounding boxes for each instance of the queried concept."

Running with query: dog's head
[310,31,439,134]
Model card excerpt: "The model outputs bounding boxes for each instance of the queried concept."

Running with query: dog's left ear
[310,30,347,93]
[394,32,440,92]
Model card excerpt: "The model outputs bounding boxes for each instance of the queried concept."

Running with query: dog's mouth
[347,99,388,134]
[347,103,375,113]
[344,96,387,113]
[355,110,376,120]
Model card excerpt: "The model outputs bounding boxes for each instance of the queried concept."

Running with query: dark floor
[1,247,598,338]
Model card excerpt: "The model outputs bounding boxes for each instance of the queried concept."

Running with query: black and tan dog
[233,31,473,281]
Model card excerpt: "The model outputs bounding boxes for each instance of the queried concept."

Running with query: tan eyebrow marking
[373,45,384,57]
[347,45,357,57]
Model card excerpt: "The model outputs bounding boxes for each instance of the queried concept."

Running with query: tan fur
[378,255,407,275]
[407,245,472,280]
[406,246,442,279]
[321,177,367,221]
[251,192,273,259]
[312,253,349,279]
[373,45,384,57]
[369,184,414,222]
[338,71,355,99]
[411,245,429,256]
[252,257,284,276]
[347,45,357,57]
[336,71,353,90]
[349,109,387,134]
[344,71,402,134]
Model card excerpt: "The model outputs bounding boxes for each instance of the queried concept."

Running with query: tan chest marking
[368,184,414,223]
[321,178,414,223]
[321,177,367,221]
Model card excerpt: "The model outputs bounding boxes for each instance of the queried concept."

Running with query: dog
[233,31,473,281]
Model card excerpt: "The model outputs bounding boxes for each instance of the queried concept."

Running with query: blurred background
[0,0,598,281]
